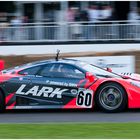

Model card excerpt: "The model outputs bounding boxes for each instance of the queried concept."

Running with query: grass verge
[0,123,140,139]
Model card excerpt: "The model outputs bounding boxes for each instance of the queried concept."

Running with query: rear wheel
[0,91,5,112]
[96,82,127,113]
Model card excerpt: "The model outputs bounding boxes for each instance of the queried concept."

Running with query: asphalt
[1,109,140,123]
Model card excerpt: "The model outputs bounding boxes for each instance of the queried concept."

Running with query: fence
[0,20,140,43]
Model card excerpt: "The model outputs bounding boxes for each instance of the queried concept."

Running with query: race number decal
[76,88,93,108]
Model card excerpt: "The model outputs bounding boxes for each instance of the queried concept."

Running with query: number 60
[77,91,92,107]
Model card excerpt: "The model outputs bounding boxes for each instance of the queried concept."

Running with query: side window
[60,64,85,79]
[39,64,56,77]
[38,63,85,79]
[19,66,41,75]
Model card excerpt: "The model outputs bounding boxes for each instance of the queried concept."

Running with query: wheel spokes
[99,86,123,110]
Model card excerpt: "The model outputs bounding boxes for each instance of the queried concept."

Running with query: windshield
[83,64,122,78]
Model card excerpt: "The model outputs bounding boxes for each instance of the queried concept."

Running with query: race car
[0,58,140,113]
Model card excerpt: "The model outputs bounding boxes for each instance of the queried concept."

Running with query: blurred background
[0,1,140,43]
[0,1,140,75]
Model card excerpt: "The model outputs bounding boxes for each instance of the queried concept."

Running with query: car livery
[0,58,140,112]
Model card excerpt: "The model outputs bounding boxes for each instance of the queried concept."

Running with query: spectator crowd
[0,4,140,42]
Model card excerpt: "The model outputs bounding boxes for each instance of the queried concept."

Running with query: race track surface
[1,109,140,123]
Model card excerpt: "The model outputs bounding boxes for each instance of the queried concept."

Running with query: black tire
[96,82,127,113]
[0,91,5,113]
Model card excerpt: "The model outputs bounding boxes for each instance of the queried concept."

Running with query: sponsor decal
[16,84,77,98]
[71,89,78,95]
[46,80,77,87]
[15,106,33,109]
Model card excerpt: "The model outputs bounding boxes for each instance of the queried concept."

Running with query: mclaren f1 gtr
[0,58,140,113]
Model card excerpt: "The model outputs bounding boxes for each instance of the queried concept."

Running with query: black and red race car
[0,58,140,113]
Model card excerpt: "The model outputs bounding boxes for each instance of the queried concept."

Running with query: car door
[30,63,87,108]
[14,65,42,107]
[3,74,32,108]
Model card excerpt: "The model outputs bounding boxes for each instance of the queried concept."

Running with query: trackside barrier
[0,20,140,42]
[0,60,4,71]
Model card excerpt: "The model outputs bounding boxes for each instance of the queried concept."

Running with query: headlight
[130,82,140,88]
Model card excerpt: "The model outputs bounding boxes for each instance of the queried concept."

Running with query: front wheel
[96,82,127,113]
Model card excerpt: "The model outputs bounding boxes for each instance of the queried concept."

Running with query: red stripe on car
[6,102,16,109]
[6,93,15,104]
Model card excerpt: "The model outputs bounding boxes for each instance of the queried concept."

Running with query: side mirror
[106,67,112,72]
[85,72,96,82]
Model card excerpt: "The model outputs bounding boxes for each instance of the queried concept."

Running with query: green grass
[0,123,140,138]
